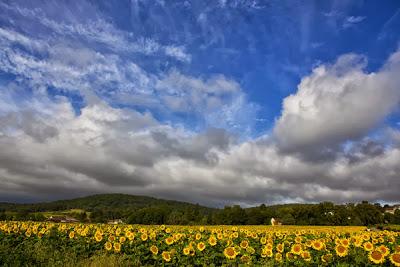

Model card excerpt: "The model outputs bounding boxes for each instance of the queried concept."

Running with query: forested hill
[0,194,216,224]
[1,194,399,226]
[0,193,211,212]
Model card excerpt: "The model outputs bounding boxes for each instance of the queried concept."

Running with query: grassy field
[1,221,400,266]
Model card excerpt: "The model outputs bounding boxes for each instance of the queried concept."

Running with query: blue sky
[0,0,400,206]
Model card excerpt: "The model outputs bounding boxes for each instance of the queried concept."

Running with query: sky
[0,0,400,207]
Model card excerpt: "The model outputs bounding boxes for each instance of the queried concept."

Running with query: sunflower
[377,245,389,256]
[265,250,273,258]
[321,253,333,263]
[162,251,171,262]
[104,241,112,251]
[261,252,267,258]
[246,246,255,254]
[368,250,385,264]
[264,243,273,251]
[335,245,348,257]
[286,252,295,261]
[295,236,302,243]
[341,238,350,247]
[69,231,75,239]
[291,244,302,255]
[362,234,370,241]
[260,237,267,244]
[311,240,324,251]
[240,255,250,264]
[183,247,190,256]
[195,233,202,240]
[224,247,237,260]
[275,252,283,262]
[197,242,206,252]
[363,241,373,251]
[126,231,134,241]
[208,235,217,246]
[240,240,249,249]
[113,242,121,253]
[95,233,102,242]
[301,250,311,262]
[354,238,362,247]
[390,253,400,267]
[140,233,148,241]
[150,245,158,255]
[276,243,284,253]
[165,237,174,245]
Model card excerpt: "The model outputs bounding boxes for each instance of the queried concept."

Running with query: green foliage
[0,194,391,226]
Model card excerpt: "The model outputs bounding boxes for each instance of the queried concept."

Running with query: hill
[0,193,212,212]
[0,194,215,224]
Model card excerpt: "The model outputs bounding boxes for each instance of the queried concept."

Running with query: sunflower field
[1,221,400,266]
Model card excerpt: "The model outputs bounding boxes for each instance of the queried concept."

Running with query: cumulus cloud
[274,51,400,157]
[1,82,400,205]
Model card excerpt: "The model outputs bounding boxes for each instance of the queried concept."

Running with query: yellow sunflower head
[301,251,311,261]
[390,253,400,267]
[69,231,75,239]
[224,247,237,260]
[183,247,190,256]
[113,242,121,252]
[162,251,171,262]
[240,254,251,264]
[197,242,206,252]
[165,237,174,245]
[140,233,148,241]
[363,242,373,251]
[240,240,249,249]
[321,253,333,263]
[208,235,217,246]
[150,245,158,255]
[368,250,385,264]
[335,245,348,257]
[378,245,389,256]
[104,241,112,251]
[291,244,302,255]
[277,243,284,253]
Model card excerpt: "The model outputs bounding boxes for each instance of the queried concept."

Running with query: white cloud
[1,87,400,205]
[343,15,366,28]
[274,50,400,153]
[0,2,191,62]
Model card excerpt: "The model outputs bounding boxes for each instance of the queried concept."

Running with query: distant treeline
[0,194,399,226]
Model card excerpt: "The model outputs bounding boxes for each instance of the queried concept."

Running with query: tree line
[1,195,399,226]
